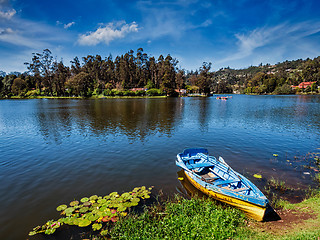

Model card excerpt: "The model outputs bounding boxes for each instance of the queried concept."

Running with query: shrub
[273,84,293,95]
[123,90,136,96]
[146,88,162,96]
[135,90,146,96]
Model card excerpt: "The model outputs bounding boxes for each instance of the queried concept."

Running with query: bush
[135,90,146,96]
[146,88,162,96]
[123,90,136,96]
[114,90,124,96]
[25,89,40,97]
[273,84,293,95]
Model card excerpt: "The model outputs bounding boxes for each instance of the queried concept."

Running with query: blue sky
[1,0,320,73]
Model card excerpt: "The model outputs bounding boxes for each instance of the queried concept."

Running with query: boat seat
[215,179,239,186]
[202,176,220,183]
[233,187,247,192]
[188,162,215,170]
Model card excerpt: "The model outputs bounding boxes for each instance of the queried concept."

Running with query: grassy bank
[108,193,320,240]
[9,95,167,99]
[110,196,249,239]
[28,190,320,239]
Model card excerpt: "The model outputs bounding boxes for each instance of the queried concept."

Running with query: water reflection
[35,98,185,143]
[1,95,320,240]
[176,170,207,198]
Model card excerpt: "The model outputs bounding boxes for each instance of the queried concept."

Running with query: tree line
[0,49,320,98]
[0,48,212,98]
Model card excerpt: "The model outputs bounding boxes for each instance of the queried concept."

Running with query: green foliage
[273,84,293,95]
[146,88,162,96]
[29,186,152,237]
[145,80,155,89]
[135,90,146,96]
[123,90,135,96]
[111,196,248,239]
[3,50,320,98]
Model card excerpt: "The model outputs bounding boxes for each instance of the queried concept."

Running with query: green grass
[109,196,250,240]
[106,192,320,240]
[252,191,320,240]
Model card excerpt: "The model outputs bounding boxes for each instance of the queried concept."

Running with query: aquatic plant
[29,186,152,237]
[253,174,262,179]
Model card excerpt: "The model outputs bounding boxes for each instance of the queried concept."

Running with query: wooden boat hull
[184,170,266,221]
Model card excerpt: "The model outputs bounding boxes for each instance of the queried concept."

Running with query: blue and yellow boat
[176,148,269,221]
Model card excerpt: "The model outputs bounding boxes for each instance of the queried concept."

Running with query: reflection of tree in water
[197,98,211,132]
[36,99,74,144]
[36,98,184,143]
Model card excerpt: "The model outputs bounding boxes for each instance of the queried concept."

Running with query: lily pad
[29,231,37,236]
[131,197,140,203]
[79,207,89,213]
[56,204,67,212]
[117,205,127,212]
[70,201,79,207]
[78,218,91,227]
[110,216,118,222]
[83,201,92,207]
[87,214,99,222]
[273,154,279,157]
[97,198,107,204]
[62,217,75,225]
[80,197,89,203]
[92,223,102,231]
[64,207,75,216]
[101,216,111,222]
[90,195,98,201]
[253,174,262,179]
[45,228,56,235]
[100,229,109,236]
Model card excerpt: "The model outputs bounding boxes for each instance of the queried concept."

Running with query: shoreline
[1,92,320,100]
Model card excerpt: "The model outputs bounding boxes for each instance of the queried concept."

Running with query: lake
[1,95,320,239]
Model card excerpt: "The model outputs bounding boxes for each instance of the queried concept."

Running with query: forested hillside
[0,49,319,98]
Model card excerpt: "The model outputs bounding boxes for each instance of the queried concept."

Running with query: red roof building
[291,81,316,89]
[130,88,147,92]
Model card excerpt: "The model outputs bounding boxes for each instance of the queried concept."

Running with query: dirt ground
[249,207,317,236]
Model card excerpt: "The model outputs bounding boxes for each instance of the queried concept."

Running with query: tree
[66,72,92,97]
[11,78,27,95]
[160,55,178,96]
[70,57,82,75]
[175,70,185,95]
[53,61,70,96]
[41,49,55,95]
[197,62,212,95]
[24,52,42,92]
[311,82,318,92]
[1,74,16,96]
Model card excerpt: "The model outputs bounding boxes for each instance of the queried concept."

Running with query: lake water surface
[1,95,320,239]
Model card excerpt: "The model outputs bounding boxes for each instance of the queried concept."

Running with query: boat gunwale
[176,148,269,207]
[185,170,268,208]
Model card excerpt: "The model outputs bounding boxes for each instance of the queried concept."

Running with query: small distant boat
[176,148,269,221]
[216,96,229,100]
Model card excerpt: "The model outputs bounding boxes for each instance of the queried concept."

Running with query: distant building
[175,89,187,94]
[291,81,316,89]
[130,88,147,92]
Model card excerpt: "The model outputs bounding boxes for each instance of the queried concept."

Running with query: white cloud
[217,21,320,66]
[0,27,47,49]
[0,9,16,19]
[64,21,75,29]
[78,21,139,46]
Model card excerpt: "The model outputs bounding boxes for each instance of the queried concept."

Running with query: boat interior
[179,150,253,196]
